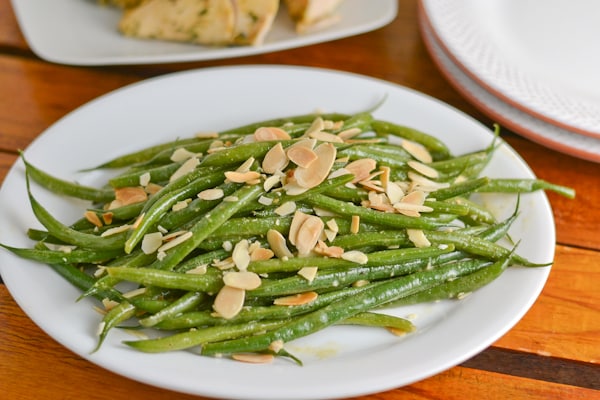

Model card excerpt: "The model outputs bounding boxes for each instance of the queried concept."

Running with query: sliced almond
[223,271,261,290]
[297,266,318,283]
[407,229,431,248]
[101,212,114,225]
[254,126,291,141]
[101,224,132,237]
[288,211,311,245]
[225,170,261,183]
[84,211,103,228]
[294,143,337,189]
[213,285,245,319]
[141,231,163,254]
[304,117,325,137]
[198,188,224,201]
[250,247,275,261]
[309,130,344,143]
[236,157,255,173]
[295,215,324,256]
[263,174,282,191]
[139,172,151,187]
[274,201,296,216]
[350,215,360,234]
[232,239,251,271]
[114,186,148,206]
[337,127,362,140]
[232,353,274,364]
[262,142,289,174]
[341,250,368,264]
[408,160,439,179]
[287,145,318,168]
[267,229,294,259]
[402,140,433,163]
[169,157,200,182]
[345,158,377,183]
[157,231,193,253]
[386,181,405,204]
[170,147,197,163]
[274,291,318,306]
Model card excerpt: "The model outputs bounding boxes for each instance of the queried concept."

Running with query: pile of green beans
[3,111,575,364]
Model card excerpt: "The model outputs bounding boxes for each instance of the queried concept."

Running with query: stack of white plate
[419,0,600,162]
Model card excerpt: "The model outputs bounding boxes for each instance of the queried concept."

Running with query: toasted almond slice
[386,181,405,204]
[294,143,337,189]
[282,182,309,196]
[157,231,193,253]
[114,186,148,206]
[169,157,200,182]
[236,157,255,173]
[393,202,433,217]
[328,167,351,179]
[262,142,289,174]
[225,170,261,183]
[213,285,245,319]
[337,127,362,140]
[250,247,275,261]
[172,199,190,212]
[232,353,274,364]
[274,291,318,306]
[289,210,311,245]
[341,250,368,264]
[297,266,318,283]
[323,228,337,242]
[295,215,324,256]
[274,201,296,216]
[402,139,433,163]
[345,158,377,183]
[408,172,450,192]
[287,137,317,151]
[223,271,261,290]
[185,264,207,275]
[254,126,291,141]
[263,174,282,191]
[232,239,251,271]
[144,183,163,195]
[309,130,344,143]
[212,256,236,270]
[407,229,431,248]
[269,339,285,353]
[101,224,132,237]
[287,145,318,168]
[402,190,427,205]
[267,229,294,259]
[101,212,114,225]
[84,210,103,228]
[350,215,360,234]
[198,188,224,201]
[408,160,439,179]
[359,180,384,192]
[170,147,198,163]
[139,172,151,187]
[304,117,325,137]
[141,231,163,254]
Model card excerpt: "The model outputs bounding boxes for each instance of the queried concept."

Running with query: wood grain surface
[0,0,598,399]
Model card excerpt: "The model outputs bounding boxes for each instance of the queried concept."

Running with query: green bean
[342,311,415,333]
[429,177,490,201]
[26,184,127,250]
[139,291,207,327]
[305,193,445,230]
[124,171,226,253]
[200,258,490,356]
[385,252,512,307]
[249,246,457,297]
[199,141,292,168]
[149,183,264,271]
[124,320,290,353]
[0,243,123,265]
[104,266,224,293]
[22,155,114,203]
[372,120,452,160]
[94,301,137,352]
[89,137,207,170]
[477,178,576,199]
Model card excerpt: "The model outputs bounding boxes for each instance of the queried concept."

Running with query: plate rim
[10,0,397,66]
[420,0,600,139]
[0,64,555,399]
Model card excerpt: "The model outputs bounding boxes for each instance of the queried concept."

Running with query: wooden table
[1,1,598,399]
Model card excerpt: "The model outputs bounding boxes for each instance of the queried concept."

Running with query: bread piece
[119,0,236,46]
[284,0,343,33]
[119,0,279,46]
[232,0,279,45]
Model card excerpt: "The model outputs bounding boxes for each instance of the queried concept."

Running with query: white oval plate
[421,0,600,138]
[418,9,600,163]
[0,65,555,400]
[10,0,396,66]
